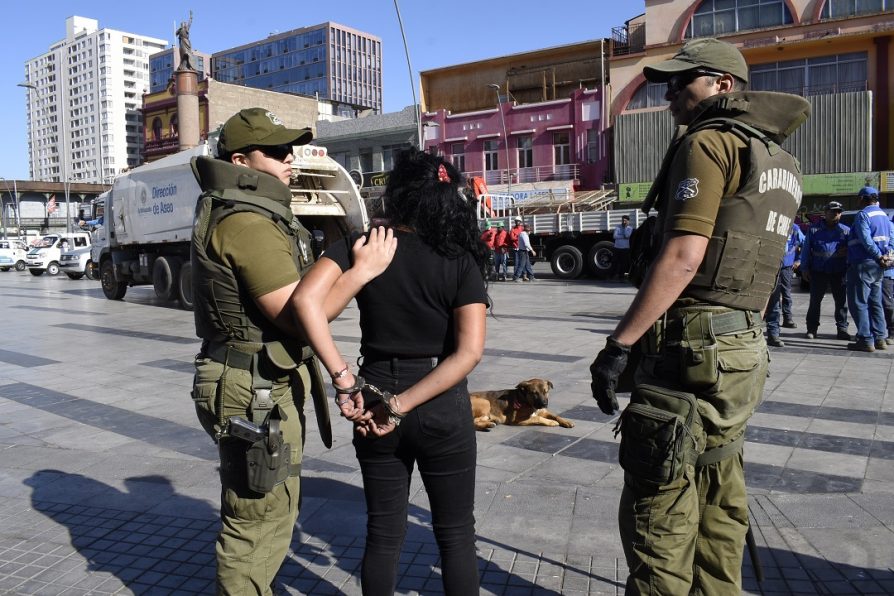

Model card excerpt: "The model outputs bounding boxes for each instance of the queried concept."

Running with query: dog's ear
[547,380,554,391]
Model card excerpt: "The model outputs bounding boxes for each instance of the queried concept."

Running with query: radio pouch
[615,384,704,488]
[679,311,719,388]
[245,405,292,494]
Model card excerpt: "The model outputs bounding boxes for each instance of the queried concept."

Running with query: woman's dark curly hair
[383,148,488,275]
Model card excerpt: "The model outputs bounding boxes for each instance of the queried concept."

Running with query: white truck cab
[25,232,92,276]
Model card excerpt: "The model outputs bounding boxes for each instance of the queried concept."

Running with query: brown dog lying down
[470,378,574,431]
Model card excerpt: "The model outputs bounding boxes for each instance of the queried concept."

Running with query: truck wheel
[101,260,127,300]
[587,241,615,278]
[29,269,44,277]
[46,262,61,276]
[178,261,194,311]
[15,260,26,271]
[550,246,584,279]
[153,256,181,301]
[66,272,85,280]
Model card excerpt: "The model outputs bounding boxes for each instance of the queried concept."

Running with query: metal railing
[465,164,579,186]
[611,22,646,56]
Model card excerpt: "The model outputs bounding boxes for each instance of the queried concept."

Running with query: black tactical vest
[190,156,315,347]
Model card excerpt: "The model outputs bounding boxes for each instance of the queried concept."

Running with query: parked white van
[0,239,28,271]
[25,232,92,276]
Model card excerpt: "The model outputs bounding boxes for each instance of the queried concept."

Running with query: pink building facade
[422,87,608,193]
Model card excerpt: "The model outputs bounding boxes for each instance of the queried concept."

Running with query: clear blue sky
[0,1,641,181]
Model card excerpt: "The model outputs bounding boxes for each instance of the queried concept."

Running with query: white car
[59,246,97,280]
[26,232,92,276]
[0,239,28,272]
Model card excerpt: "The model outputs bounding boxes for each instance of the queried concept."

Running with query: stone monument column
[175,11,200,150]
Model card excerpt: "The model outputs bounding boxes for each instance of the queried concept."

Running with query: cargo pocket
[191,364,221,440]
[616,385,704,488]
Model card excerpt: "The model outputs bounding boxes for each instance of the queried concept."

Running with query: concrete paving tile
[786,448,869,478]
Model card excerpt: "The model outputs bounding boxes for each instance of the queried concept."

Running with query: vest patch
[675,178,699,201]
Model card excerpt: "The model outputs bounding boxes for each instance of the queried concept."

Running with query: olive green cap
[644,38,749,84]
[218,107,313,153]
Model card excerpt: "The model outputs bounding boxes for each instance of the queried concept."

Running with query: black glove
[590,336,631,415]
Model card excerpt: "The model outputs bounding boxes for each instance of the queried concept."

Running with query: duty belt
[662,308,760,341]
[203,340,261,370]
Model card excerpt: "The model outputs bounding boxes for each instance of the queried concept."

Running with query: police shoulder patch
[675,178,700,201]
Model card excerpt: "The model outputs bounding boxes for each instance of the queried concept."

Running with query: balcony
[466,164,580,186]
[143,136,180,158]
[611,22,646,56]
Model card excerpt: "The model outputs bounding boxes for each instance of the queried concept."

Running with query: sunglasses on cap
[243,144,294,161]
[666,70,725,94]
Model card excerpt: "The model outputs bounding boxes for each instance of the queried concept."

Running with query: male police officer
[190,108,392,594]
[846,185,890,352]
[590,39,809,594]
[802,201,850,340]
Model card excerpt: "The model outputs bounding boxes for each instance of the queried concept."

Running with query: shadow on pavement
[743,545,894,594]
[24,471,566,594]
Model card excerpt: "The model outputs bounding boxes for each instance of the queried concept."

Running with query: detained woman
[292,148,488,595]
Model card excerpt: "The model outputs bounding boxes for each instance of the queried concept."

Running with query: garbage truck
[92,141,368,309]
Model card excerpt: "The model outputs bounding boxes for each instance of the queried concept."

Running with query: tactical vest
[190,156,315,356]
[654,118,803,311]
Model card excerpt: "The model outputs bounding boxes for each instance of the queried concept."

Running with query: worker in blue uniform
[882,217,894,346]
[846,186,890,352]
[765,224,804,347]
[801,201,850,340]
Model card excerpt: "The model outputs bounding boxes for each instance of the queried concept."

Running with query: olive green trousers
[620,315,767,595]
[193,357,308,596]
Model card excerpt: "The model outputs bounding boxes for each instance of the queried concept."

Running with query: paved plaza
[0,264,892,595]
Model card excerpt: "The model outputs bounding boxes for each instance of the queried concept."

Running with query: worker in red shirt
[480,223,497,280]
[493,221,509,281]
[508,217,524,280]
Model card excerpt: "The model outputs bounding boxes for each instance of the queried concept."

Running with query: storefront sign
[802,172,879,196]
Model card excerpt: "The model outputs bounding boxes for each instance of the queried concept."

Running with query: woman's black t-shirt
[322,229,487,358]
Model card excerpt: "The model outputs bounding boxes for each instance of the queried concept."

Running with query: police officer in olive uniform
[190,108,391,595]
[590,40,810,594]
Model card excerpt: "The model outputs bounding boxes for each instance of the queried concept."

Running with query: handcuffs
[334,375,405,426]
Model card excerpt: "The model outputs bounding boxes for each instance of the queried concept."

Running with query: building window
[587,129,600,163]
[451,142,465,173]
[169,115,178,136]
[517,136,533,169]
[749,51,868,95]
[484,140,499,171]
[821,0,892,18]
[152,117,162,141]
[627,82,670,110]
[382,143,408,171]
[686,0,793,39]
[553,132,570,166]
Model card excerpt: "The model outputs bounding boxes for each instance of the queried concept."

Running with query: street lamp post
[0,178,21,240]
[393,0,423,150]
[488,83,512,192]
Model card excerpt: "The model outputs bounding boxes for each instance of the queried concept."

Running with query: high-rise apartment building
[212,22,382,116]
[23,16,166,183]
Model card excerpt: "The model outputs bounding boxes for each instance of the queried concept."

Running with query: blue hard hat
[858,186,879,198]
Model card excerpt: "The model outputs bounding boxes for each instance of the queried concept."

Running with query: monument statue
[175,11,195,72]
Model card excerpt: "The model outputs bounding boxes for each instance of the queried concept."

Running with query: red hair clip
[437,164,451,183]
